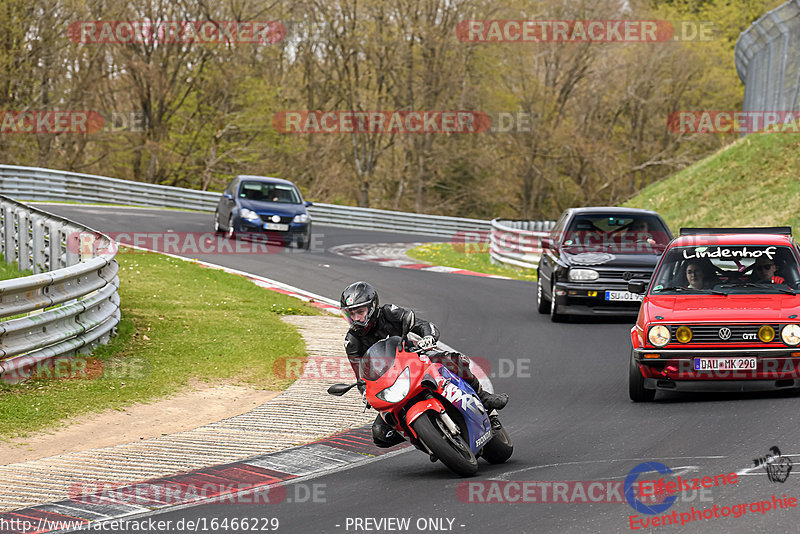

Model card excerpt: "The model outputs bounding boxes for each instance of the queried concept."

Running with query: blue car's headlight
[293,213,310,224]
[240,208,260,221]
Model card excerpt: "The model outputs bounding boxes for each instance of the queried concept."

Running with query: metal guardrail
[0,165,491,238]
[307,203,491,237]
[0,164,219,212]
[735,1,800,121]
[0,195,120,383]
[489,219,554,270]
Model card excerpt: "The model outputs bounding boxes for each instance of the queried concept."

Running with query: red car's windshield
[650,244,800,294]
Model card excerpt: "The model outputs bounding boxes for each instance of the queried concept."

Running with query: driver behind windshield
[751,256,785,284]
[627,219,656,246]
[684,259,715,289]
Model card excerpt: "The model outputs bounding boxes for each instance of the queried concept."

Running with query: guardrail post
[5,205,20,266]
[17,210,31,272]
[32,214,47,274]
[64,225,80,266]
[47,219,64,270]
[1,205,13,264]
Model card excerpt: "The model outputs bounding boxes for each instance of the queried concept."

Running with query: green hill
[625,133,800,233]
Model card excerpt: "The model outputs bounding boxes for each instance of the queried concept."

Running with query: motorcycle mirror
[327,383,357,396]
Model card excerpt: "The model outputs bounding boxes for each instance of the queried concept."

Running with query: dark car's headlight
[568,268,599,282]
[240,208,260,221]
[293,213,310,224]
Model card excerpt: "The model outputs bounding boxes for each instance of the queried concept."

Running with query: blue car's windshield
[239,181,301,204]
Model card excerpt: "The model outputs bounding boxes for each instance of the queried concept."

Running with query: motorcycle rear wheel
[481,426,514,464]
[412,412,478,477]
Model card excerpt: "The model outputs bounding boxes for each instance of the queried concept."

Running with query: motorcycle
[328,336,513,476]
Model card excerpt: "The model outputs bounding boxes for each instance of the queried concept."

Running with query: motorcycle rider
[340,281,509,448]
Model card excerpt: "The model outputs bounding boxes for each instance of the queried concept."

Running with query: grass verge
[625,133,800,232]
[0,256,33,281]
[0,248,320,439]
[406,242,537,281]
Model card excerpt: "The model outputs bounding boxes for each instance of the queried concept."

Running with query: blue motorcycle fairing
[436,366,493,454]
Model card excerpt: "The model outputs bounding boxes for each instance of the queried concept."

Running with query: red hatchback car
[628,227,800,401]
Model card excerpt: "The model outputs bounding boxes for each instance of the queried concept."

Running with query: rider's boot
[489,412,503,431]
[467,377,509,411]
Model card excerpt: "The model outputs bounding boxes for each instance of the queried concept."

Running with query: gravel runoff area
[0,315,374,512]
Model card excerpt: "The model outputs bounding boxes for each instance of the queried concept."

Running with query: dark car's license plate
[605,290,643,302]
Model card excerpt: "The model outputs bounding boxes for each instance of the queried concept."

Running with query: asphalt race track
[43,205,800,533]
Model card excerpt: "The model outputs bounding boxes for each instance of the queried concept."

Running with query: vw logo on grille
[623,271,634,281]
[718,327,732,340]
[271,215,281,223]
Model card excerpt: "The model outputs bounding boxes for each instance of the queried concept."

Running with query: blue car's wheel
[225,215,236,240]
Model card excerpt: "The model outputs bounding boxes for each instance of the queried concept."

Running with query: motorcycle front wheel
[411,412,478,477]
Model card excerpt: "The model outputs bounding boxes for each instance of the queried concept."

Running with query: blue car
[214,175,313,249]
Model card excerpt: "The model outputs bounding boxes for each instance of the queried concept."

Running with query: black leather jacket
[344,303,438,379]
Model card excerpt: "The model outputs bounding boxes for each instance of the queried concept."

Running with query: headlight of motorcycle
[781,324,800,346]
[293,213,310,224]
[648,325,670,347]
[240,208,259,221]
[568,268,599,282]
[376,367,410,403]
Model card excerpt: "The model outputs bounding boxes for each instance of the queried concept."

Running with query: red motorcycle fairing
[361,337,460,443]
[404,398,446,439]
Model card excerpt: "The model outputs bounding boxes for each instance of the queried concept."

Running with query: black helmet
[340,281,379,333]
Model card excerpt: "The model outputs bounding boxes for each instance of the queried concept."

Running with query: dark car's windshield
[650,244,800,294]
[560,214,670,255]
[238,181,302,204]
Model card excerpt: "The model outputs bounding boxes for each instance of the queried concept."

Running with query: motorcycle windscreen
[361,336,401,381]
